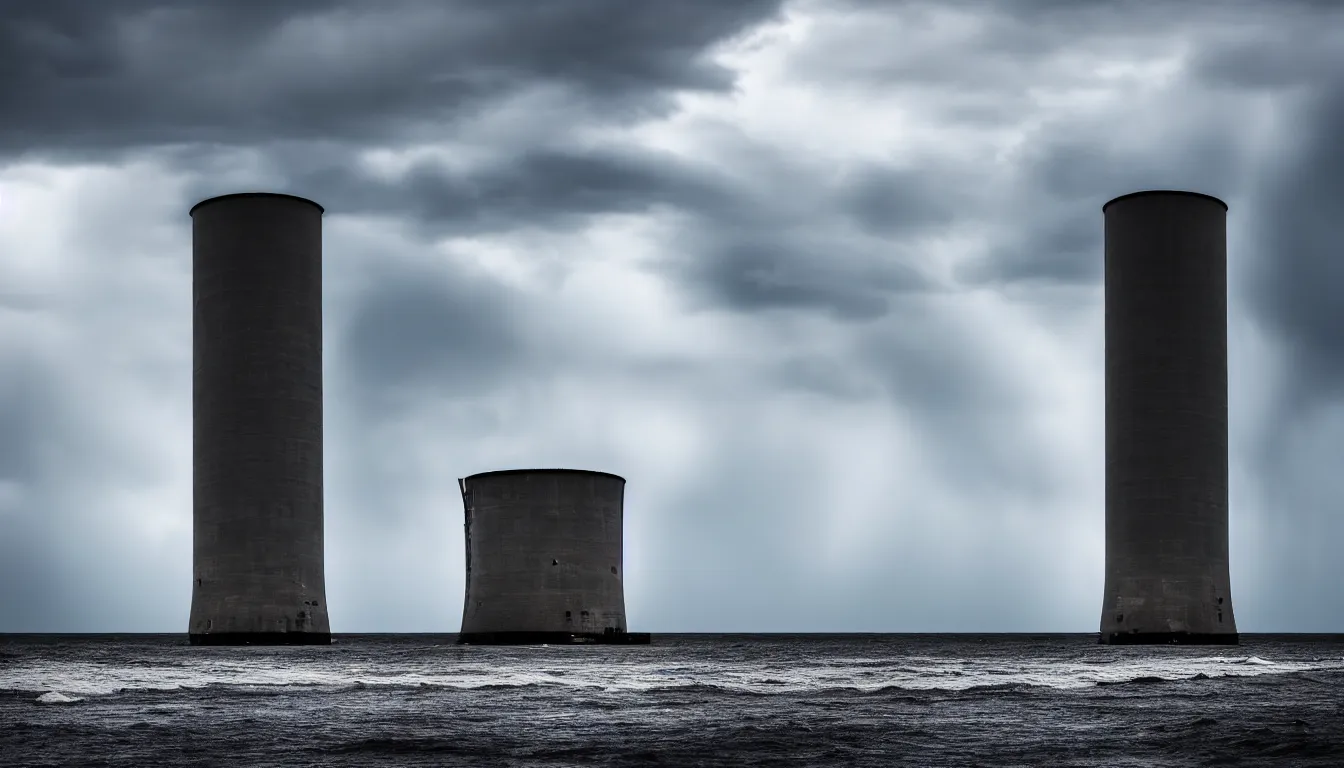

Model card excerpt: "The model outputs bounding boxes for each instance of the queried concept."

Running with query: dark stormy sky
[2,0,1342,633]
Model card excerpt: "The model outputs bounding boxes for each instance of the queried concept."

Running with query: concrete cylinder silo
[458,469,649,644]
[188,192,330,645]
[1099,190,1238,645]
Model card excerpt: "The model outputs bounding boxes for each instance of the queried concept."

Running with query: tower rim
[1102,190,1227,213]
[461,468,627,484]
[189,192,325,217]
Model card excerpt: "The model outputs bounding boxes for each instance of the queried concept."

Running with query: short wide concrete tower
[189,192,330,645]
[458,469,649,645]
[1100,190,1238,645]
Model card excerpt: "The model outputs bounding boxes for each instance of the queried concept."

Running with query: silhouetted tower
[458,469,649,644]
[188,193,330,645]
[1100,190,1238,645]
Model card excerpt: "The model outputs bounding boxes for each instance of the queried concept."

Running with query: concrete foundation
[1099,190,1238,645]
[458,469,648,645]
[188,193,330,646]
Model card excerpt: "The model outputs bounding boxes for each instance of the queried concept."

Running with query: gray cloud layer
[2,0,782,154]
[2,0,1343,631]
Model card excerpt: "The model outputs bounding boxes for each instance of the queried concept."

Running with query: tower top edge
[190,192,325,216]
[1102,190,1228,213]
[461,468,627,484]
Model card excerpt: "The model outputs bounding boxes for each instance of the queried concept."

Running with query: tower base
[457,631,651,646]
[1101,632,1239,646]
[189,632,331,646]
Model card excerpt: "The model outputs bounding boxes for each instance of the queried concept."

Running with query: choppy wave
[4,635,1344,767]
[1220,655,1276,665]
[2,650,1340,699]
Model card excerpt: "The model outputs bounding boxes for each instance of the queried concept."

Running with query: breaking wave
[34,691,82,704]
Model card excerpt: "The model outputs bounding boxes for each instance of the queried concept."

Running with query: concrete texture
[188,192,330,646]
[1100,190,1238,645]
[458,469,649,645]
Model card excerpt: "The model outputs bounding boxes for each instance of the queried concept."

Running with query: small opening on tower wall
[552,559,558,566]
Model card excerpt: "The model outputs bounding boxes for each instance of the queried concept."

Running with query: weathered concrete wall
[459,469,632,643]
[1100,190,1238,645]
[188,193,330,645]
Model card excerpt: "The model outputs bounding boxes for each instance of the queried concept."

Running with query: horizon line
[4,631,1344,637]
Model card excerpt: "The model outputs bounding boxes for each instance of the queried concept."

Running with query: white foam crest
[1,650,1340,697]
[1199,655,1276,666]
[35,691,82,704]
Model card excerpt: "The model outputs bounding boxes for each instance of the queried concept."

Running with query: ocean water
[2,634,1343,767]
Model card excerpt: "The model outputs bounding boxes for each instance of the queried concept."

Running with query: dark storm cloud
[775,3,1255,291]
[878,0,1334,28]
[276,135,942,321]
[341,265,526,404]
[964,214,1100,286]
[0,0,785,160]
[957,123,1247,286]
[682,234,929,321]
[1196,1,1344,418]
[1190,36,1343,91]
[860,314,1016,414]
[838,166,968,237]
[796,0,1173,87]
[630,143,956,320]
[288,147,728,235]
[925,0,1344,338]
[1247,82,1344,411]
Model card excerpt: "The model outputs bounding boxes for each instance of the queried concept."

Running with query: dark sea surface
[2,633,1342,767]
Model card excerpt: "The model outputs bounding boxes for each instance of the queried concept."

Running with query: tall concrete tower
[188,192,330,646]
[1100,190,1237,645]
[458,469,649,644]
